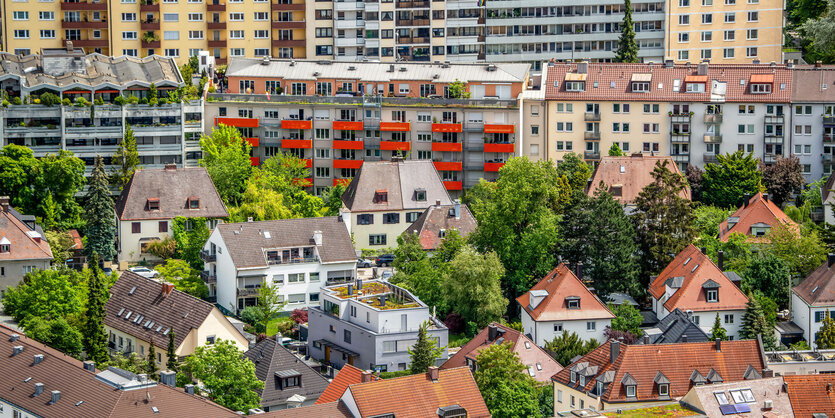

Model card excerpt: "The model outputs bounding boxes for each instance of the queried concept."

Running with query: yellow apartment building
[665,0,783,64]
[0,0,307,64]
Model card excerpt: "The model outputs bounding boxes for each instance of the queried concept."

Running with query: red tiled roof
[750,74,775,84]
[346,367,490,418]
[586,155,690,205]
[718,192,799,242]
[0,208,52,262]
[792,260,835,306]
[649,245,749,313]
[516,263,614,322]
[783,374,835,417]
[315,364,379,405]
[262,401,352,417]
[404,204,478,251]
[441,322,562,383]
[552,339,765,403]
[544,62,792,103]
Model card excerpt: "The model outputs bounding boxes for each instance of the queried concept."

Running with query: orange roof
[649,245,749,313]
[315,364,379,405]
[684,75,708,83]
[783,374,835,417]
[516,264,614,322]
[586,155,690,205]
[0,208,52,262]
[441,322,563,383]
[552,339,766,403]
[750,74,775,83]
[346,367,490,418]
[718,193,799,242]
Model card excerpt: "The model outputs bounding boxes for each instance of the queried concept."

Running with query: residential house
[115,165,228,263]
[0,324,236,418]
[104,271,249,368]
[340,159,453,250]
[65,229,87,271]
[314,364,379,405]
[307,279,448,372]
[552,339,768,412]
[244,337,330,411]
[403,200,478,251]
[0,196,52,296]
[585,155,691,211]
[516,263,615,346]
[649,245,749,340]
[642,308,711,344]
[718,192,799,242]
[679,377,794,417]
[204,217,356,314]
[783,374,835,418]
[441,322,563,383]
[791,254,835,349]
[261,401,353,418]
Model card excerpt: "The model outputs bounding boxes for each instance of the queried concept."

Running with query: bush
[62,98,71,106]
[159,98,169,105]
[39,92,61,106]
[290,309,308,324]
[444,312,466,334]
[94,97,104,105]
[128,95,140,105]
[2,99,9,107]
[208,84,217,93]
[12,97,21,105]
[114,96,127,106]
[149,98,158,106]
[73,97,89,107]
[240,306,264,327]
[379,370,412,379]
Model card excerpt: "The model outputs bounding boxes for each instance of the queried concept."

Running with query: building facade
[0,197,52,296]
[791,256,835,350]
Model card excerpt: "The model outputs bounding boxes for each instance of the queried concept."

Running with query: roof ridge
[1,210,52,259]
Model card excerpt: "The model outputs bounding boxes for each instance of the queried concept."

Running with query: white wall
[118,219,172,263]
[791,291,835,348]
[350,209,426,252]
[521,309,609,347]
[692,310,745,340]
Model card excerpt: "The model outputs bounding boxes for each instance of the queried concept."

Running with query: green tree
[156,259,209,299]
[816,309,835,349]
[199,124,253,205]
[145,237,178,260]
[614,0,639,62]
[740,293,777,350]
[1,269,84,326]
[147,339,158,379]
[701,151,762,209]
[762,156,805,207]
[25,316,84,357]
[608,143,625,156]
[710,313,728,341]
[544,332,600,366]
[44,230,75,266]
[800,0,835,63]
[432,229,467,265]
[240,306,265,331]
[555,153,593,196]
[391,233,447,313]
[255,280,286,335]
[742,254,792,310]
[322,184,347,216]
[560,187,641,298]
[111,352,148,374]
[228,181,294,222]
[112,125,141,190]
[765,223,827,278]
[83,259,110,366]
[789,0,827,25]
[609,303,642,336]
[182,339,264,411]
[447,79,470,99]
[409,321,445,374]
[473,343,541,418]
[443,247,507,329]
[83,155,117,261]
[631,160,695,280]
[258,152,313,197]
[172,217,211,270]
[167,331,178,372]
[693,205,732,238]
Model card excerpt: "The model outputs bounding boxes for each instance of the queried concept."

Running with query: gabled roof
[216,217,356,268]
[404,203,477,251]
[645,308,711,344]
[0,206,52,262]
[244,338,330,407]
[682,377,794,417]
[341,160,452,212]
[344,367,490,418]
[516,263,614,322]
[552,339,766,403]
[586,155,691,205]
[104,272,228,349]
[315,364,380,405]
[718,192,799,242]
[791,66,835,103]
[441,322,563,383]
[783,374,835,418]
[649,245,749,313]
[0,324,236,417]
[792,259,835,306]
[115,166,228,221]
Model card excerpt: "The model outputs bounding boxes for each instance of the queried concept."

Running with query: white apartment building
[791,256,835,349]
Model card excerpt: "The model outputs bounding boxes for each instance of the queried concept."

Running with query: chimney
[453,200,461,219]
[610,340,620,364]
[159,370,176,387]
[488,324,498,341]
[34,383,44,397]
[576,263,583,280]
[715,338,721,352]
[164,164,177,171]
[743,193,751,207]
[356,279,363,290]
[83,360,95,372]
[643,335,650,344]
[50,390,61,405]
[427,366,440,382]
[436,199,441,206]
[347,284,354,296]
[577,61,588,74]
[33,354,44,365]
[816,60,823,68]
[701,247,707,255]
[697,62,708,75]
[247,217,254,222]
[185,384,195,395]
[682,334,688,343]
[762,193,769,202]
[66,41,73,52]
[763,369,774,378]
[13,345,23,356]
[829,253,835,269]
[162,282,175,297]
[0,196,9,212]
[313,230,323,246]
[9,333,19,342]
[361,370,373,383]
[717,251,724,271]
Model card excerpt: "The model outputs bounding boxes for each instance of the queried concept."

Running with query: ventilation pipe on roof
[347,284,354,296]
[816,61,823,68]
[356,279,363,290]
[12,345,23,356]
[185,384,195,395]
[488,324,498,341]
[33,354,44,365]
[576,263,583,280]
[701,247,707,255]
[454,200,461,219]
[34,383,44,397]
[743,193,752,207]
[9,333,19,342]
[577,62,588,74]
[763,193,769,202]
[83,360,96,372]
[682,334,688,343]
[828,254,835,269]
[49,390,61,405]
[162,282,175,297]
[610,340,620,364]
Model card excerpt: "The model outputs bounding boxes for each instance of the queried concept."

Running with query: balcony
[670,131,690,142]
[272,1,304,10]
[670,113,692,123]
[380,122,410,132]
[431,142,462,152]
[61,1,107,10]
[380,141,411,151]
[333,140,364,149]
[140,1,159,11]
[431,123,462,133]
[824,116,835,125]
[824,154,834,163]
[333,159,363,169]
[443,181,463,191]
[397,0,429,6]
[273,39,305,47]
[584,151,601,160]
[584,132,601,140]
[763,154,777,164]
[62,19,108,29]
[704,134,722,143]
[273,20,305,29]
[63,38,108,47]
[433,161,463,171]
[281,139,313,148]
[399,36,430,44]
[584,112,601,122]
[703,114,722,123]
[237,287,261,297]
[141,40,161,48]
[765,115,785,124]
[764,133,784,144]
[281,119,312,130]
[199,270,217,283]
[140,20,160,30]
[267,255,319,265]
[333,121,363,130]
[483,143,514,153]
[207,21,226,29]
[825,134,834,143]
[207,0,226,10]
[216,117,259,128]
[703,154,719,164]
[483,162,505,172]
[208,39,227,47]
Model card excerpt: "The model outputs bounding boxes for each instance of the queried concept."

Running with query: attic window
[610,185,623,197]
[147,198,160,211]
[373,190,388,204]
[658,383,669,397]
[414,188,426,201]
[566,296,580,309]
[188,197,200,209]
[275,370,302,389]
[437,405,467,418]
[625,385,637,398]
[706,289,718,303]
[439,229,446,238]
[0,244,9,253]
[750,83,772,94]
[565,81,585,92]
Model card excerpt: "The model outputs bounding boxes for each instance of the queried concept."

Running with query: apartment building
[307,279,448,371]
[0,47,204,175]
[791,65,835,182]
[204,58,527,194]
[665,0,783,64]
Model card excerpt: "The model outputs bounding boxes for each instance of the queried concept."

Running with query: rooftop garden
[332,281,390,299]
[330,281,420,310]
[603,404,696,418]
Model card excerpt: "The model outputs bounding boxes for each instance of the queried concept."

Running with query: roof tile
[516,263,614,322]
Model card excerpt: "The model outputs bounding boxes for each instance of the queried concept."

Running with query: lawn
[266,317,293,336]
[604,404,696,418]
[448,332,472,348]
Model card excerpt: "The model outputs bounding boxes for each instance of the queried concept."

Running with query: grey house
[244,338,330,411]
[642,308,711,344]
[307,280,448,372]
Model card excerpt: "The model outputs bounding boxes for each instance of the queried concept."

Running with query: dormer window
[439,229,446,238]
[570,371,577,383]
[706,289,718,302]
[631,82,650,92]
[631,74,652,92]
[750,74,774,94]
[0,244,9,253]
[750,223,771,236]
[566,296,580,309]
[147,198,160,211]
[188,196,200,209]
[625,385,636,397]
[658,383,669,397]
[414,188,426,201]
[275,370,302,389]
[373,190,388,204]
[684,75,707,93]
[750,83,772,94]
[596,381,604,395]
[565,81,585,92]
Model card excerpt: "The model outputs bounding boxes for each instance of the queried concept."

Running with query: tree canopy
[2,268,84,326]
[156,259,209,299]
[701,151,762,209]
[182,339,264,412]
[765,222,827,278]
[200,124,253,206]
[742,253,791,310]
[443,246,508,329]
[408,321,445,374]
[544,332,599,367]
[555,153,592,197]
[112,125,141,190]
[474,343,542,418]
[614,0,639,62]
[84,155,117,261]
[609,303,642,336]
[172,217,211,270]
[740,293,777,350]
[762,156,805,206]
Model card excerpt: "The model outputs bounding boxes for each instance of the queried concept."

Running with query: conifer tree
[83,155,117,261]
[409,321,444,374]
[166,331,178,372]
[615,0,639,62]
[147,338,158,379]
[112,125,140,190]
[83,255,110,366]
[710,313,728,341]
[816,309,835,349]
[740,293,776,350]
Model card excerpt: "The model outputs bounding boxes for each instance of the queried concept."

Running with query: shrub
[208,84,217,93]
[94,97,104,105]
[12,97,21,105]
[39,92,61,106]
[240,306,264,327]
[2,99,9,107]
[290,309,308,324]
[444,312,466,334]
[73,97,90,107]
[114,96,127,106]
[62,98,71,106]
[159,98,169,105]
[128,95,140,105]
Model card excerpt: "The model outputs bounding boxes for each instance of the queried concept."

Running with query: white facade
[652,295,745,340]
[791,291,835,349]
[520,308,609,347]
[117,218,219,264]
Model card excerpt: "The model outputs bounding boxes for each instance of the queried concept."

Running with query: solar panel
[719,405,737,415]
[734,404,751,413]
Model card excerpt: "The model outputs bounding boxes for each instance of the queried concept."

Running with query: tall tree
[555,153,592,196]
[45,230,75,266]
[544,332,599,366]
[474,343,541,418]
[693,205,732,239]
[765,223,827,278]
[609,303,642,336]
[701,151,762,209]
[255,280,286,335]
[631,160,695,280]
[391,233,447,314]
[710,313,728,341]
[409,321,445,373]
[83,258,110,366]
[800,0,835,63]
[199,124,253,205]
[560,187,641,298]
[112,125,141,190]
[816,309,835,349]
[24,316,84,357]
[172,217,211,270]
[83,155,117,261]
[166,331,178,372]
[740,293,777,350]
[608,143,625,156]
[156,259,209,299]
[742,254,792,310]
[443,247,508,329]
[614,0,639,62]
[147,339,158,379]
[762,156,804,206]
[182,339,264,411]
[1,268,84,327]
[686,165,704,203]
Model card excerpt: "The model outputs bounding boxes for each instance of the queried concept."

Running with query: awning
[751,74,774,84]
[315,339,360,357]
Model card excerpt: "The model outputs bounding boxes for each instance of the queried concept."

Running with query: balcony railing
[200,249,216,262]
[823,116,835,125]
[584,112,601,122]
[237,287,261,297]
[200,270,217,283]
[703,154,719,164]
[765,115,785,124]
[584,151,601,160]
[704,134,722,143]
[267,256,320,265]
[584,131,600,140]
[824,154,834,163]
[703,114,722,123]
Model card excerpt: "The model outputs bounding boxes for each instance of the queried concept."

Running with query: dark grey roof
[403,203,477,251]
[606,292,638,306]
[115,167,228,221]
[570,361,589,373]
[665,276,685,288]
[216,217,356,268]
[244,338,329,407]
[702,279,721,289]
[653,371,669,384]
[744,365,762,380]
[690,370,707,384]
[724,271,744,283]
[707,369,723,383]
[621,372,637,385]
[645,308,710,344]
[596,370,615,383]
[341,160,452,212]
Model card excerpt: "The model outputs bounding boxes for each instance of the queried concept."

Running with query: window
[39,11,54,20]
[724,30,735,41]
[701,49,712,60]
[12,11,28,20]
[724,314,734,324]
[679,15,690,25]
[531,125,539,135]
[678,50,689,60]
[565,81,585,92]
[747,29,758,40]
[644,104,660,113]
[746,47,758,58]
[132,222,141,233]
[122,31,137,40]
[706,289,718,302]
[188,12,203,21]
[13,30,29,39]
[701,31,712,42]
[815,311,827,322]
[679,33,689,43]
[751,83,772,94]
[254,11,268,20]
[357,214,373,225]
[40,30,55,39]
[586,321,596,331]
[383,213,400,224]
[724,48,735,59]
[567,299,580,309]
[553,323,563,332]
[229,12,244,21]
[288,273,304,283]
[206,335,216,344]
[701,13,712,24]
[164,49,179,57]
[254,30,268,38]
[188,31,203,40]
[659,383,669,396]
[162,13,178,21]
[369,234,386,245]
[344,330,352,343]
[123,49,138,57]
[626,385,636,397]
[724,12,735,23]
[747,11,758,22]
[315,167,330,178]
[121,12,136,21]
[163,31,179,40]
[288,293,306,304]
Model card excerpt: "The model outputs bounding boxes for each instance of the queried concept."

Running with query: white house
[791,255,835,349]
[516,263,614,347]
[649,245,749,340]
[203,217,357,314]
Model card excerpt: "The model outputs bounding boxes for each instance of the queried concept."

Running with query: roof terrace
[325,280,423,310]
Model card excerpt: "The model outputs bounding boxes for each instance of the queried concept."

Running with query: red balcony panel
[302,159,313,168]
[484,162,505,172]
[273,21,305,29]
[483,124,515,134]
[334,178,352,186]
[62,20,109,29]
[141,40,161,48]
[61,1,107,10]
[431,142,462,152]
[250,157,260,166]
[433,161,463,171]
[272,2,304,10]
[431,123,463,133]
[140,22,160,30]
[380,141,411,151]
[216,117,259,128]
[139,3,160,11]
[272,39,305,47]
[333,160,363,169]
[65,39,108,47]
[333,121,364,130]
[333,140,364,150]
[207,40,227,48]
[281,139,313,149]
[483,143,515,153]
[206,3,226,11]
[380,122,411,132]
[281,120,312,130]
[443,181,463,191]
[245,137,259,147]
[207,21,227,29]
